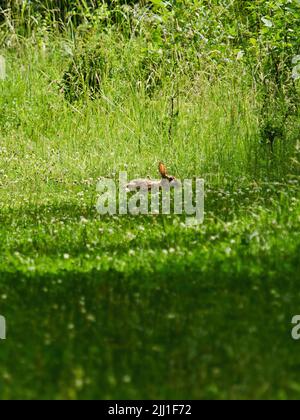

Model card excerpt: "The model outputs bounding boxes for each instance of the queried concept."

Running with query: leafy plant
[232,0,300,150]
[62,34,107,101]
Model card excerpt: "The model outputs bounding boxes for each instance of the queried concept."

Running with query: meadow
[0,0,300,400]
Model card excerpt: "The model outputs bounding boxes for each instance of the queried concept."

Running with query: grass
[0,27,300,400]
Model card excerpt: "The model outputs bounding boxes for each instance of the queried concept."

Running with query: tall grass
[0,33,298,200]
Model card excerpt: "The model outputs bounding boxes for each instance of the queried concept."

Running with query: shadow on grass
[0,251,300,400]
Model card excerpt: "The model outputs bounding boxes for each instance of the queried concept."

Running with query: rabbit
[126,163,178,192]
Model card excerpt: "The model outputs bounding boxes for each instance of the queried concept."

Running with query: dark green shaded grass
[0,246,300,400]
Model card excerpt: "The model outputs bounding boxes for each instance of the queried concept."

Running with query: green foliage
[231,0,300,149]
[62,35,107,101]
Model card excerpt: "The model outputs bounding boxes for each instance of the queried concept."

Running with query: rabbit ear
[159,162,167,178]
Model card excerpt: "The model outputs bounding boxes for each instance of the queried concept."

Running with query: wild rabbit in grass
[126,163,178,192]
